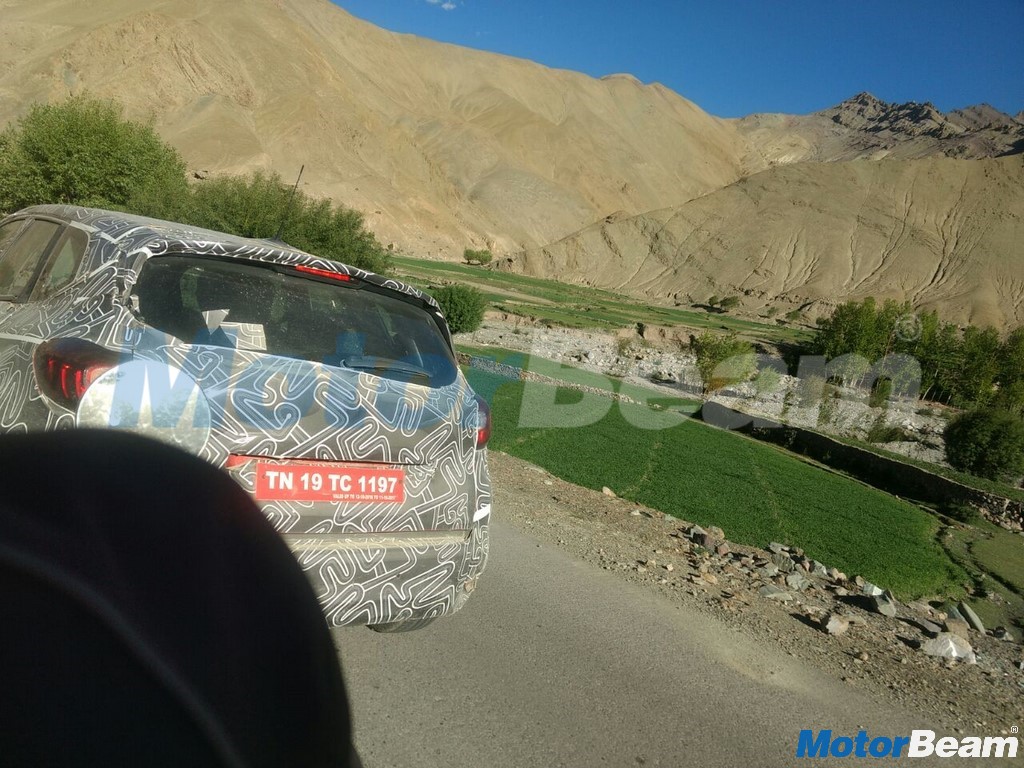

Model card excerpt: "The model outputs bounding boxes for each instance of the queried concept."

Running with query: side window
[0,220,62,301]
[0,219,28,257]
[31,227,88,300]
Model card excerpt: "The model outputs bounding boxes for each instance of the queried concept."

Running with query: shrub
[753,365,783,397]
[785,309,803,321]
[718,295,741,311]
[868,378,893,409]
[0,95,189,216]
[941,502,979,525]
[463,248,493,265]
[690,330,755,395]
[944,408,1024,482]
[432,284,486,334]
[866,417,913,443]
[817,382,841,426]
[185,172,391,274]
[797,374,826,408]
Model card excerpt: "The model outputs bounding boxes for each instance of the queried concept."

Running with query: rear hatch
[127,254,481,533]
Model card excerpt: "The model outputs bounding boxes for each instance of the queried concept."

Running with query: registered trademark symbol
[894,313,922,343]
[1012,725,1019,734]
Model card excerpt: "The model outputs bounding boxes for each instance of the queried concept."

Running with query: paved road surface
[334,521,981,767]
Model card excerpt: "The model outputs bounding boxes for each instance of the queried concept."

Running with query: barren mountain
[1,0,1021,326]
[503,155,1024,329]
[0,0,753,256]
[736,92,1024,165]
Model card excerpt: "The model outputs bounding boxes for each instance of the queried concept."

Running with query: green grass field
[466,367,968,599]
[941,520,1024,630]
[395,255,812,346]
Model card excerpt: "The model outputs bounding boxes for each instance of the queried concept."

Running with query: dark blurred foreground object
[0,431,356,767]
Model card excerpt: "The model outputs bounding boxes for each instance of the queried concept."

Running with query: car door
[0,216,66,431]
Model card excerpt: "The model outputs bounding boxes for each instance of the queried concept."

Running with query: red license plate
[254,462,405,503]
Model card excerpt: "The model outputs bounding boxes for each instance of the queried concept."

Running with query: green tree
[953,326,1001,406]
[812,298,916,362]
[432,284,486,334]
[690,331,755,396]
[944,408,1024,482]
[919,319,963,404]
[186,172,391,274]
[0,96,189,215]
[718,295,741,311]
[994,327,1024,415]
[807,299,1019,408]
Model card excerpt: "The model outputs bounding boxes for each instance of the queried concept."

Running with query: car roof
[12,204,438,310]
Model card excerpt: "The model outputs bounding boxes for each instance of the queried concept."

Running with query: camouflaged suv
[0,205,491,631]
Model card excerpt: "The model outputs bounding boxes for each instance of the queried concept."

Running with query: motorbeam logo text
[796,729,1019,759]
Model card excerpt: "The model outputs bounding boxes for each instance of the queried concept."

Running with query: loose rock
[862,581,885,598]
[922,632,977,664]
[913,618,943,637]
[993,626,1016,642]
[771,552,796,573]
[821,613,851,636]
[958,602,986,635]
[786,572,811,592]
[944,618,971,639]
[759,585,794,602]
[871,591,898,618]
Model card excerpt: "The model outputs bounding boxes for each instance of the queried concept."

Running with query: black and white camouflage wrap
[0,205,490,628]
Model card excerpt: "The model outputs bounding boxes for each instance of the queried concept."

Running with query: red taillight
[34,339,121,411]
[225,454,251,469]
[474,395,491,449]
[294,264,355,283]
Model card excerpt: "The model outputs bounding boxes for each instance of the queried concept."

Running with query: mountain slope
[0,0,753,255]
[1,0,1020,327]
[505,155,1024,329]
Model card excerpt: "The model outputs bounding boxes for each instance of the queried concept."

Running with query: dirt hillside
[504,155,1024,329]
[0,0,752,256]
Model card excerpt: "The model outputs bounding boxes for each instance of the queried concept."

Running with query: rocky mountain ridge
[736,91,1024,164]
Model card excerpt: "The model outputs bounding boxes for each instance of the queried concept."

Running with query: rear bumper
[281,521,489,627]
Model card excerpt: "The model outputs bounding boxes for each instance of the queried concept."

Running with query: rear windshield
[131,256,457,387]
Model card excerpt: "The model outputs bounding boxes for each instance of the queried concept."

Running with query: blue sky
[332,1,1024,118]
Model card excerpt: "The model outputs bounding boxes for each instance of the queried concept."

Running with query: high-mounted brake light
[294,264,355,283]
[474,395,491,449]
[33,339,122,411]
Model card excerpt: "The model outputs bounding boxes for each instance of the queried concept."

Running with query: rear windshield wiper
[339,356,430,379]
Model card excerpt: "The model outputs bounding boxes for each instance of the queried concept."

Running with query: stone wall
[701,402,1024,533]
